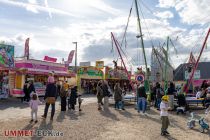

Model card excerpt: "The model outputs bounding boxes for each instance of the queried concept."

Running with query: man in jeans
[42,75,57,121]
[137,82,147,114]
[101,80,110,110]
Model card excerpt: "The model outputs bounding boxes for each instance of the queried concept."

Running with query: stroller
[187,112,209,133]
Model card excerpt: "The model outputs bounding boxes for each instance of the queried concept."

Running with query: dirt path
[0,97,210,140]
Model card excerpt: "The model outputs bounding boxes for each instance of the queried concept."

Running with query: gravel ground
[0,96,210,140]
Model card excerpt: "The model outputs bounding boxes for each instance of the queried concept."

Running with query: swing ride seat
[186,97,204,106]
[124,94,137,102]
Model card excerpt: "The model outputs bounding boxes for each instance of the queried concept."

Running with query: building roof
[174,62,210,81]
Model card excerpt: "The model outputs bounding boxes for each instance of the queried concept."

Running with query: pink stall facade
[12,59,75,97]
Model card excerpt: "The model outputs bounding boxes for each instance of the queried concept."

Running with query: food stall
[12,59,75,97]
[77,66,103,94]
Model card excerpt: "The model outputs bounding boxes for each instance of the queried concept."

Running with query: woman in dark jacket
[28,81,36,101]
[60,82,68,111]
[22,81,29,102]
[69,86,78,110]
[114,83,122,109]
[42,80,57,121]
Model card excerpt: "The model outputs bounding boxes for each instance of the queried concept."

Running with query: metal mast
[134,0,148,78]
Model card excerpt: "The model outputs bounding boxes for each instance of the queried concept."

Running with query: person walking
[78,94,83,111]
[96,81,104,110]
[167,82,176,110]
[160,95,170,136]
[42,75,57,121]
[114,83,122,110]
[69,86,78,110]
[101,80,110,110]
[137,82,147,114]
[22,81,29,103]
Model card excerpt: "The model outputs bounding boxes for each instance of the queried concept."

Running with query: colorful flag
[24,38,30,59]
[44,56,57,62]
[68,50,75,64]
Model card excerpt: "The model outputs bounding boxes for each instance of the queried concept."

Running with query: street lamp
[72,42,77,73]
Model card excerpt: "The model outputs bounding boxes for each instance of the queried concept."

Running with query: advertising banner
[24,38,29,59]
[68,50,75,64]
[0,44,14,68]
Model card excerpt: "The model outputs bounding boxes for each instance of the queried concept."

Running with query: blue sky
[0,0,209,69]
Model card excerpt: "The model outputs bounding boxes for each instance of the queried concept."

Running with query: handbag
[46,97,56,104]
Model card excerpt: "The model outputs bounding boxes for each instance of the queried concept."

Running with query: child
[176,93,188,115]
[160,95,170,136]
[121,89,126,110]
[29,92,42,123]
[78,94,83,111]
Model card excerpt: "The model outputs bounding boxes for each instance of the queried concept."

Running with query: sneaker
[79,109,82,111]
[165,131,170,135]
[41,115,46,119]
[30,119,33,123]
[35,120,38,123]
[50,117,53,121]
[122,108,125,110]
[161,132,166,136]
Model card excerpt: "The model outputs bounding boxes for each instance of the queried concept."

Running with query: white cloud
[154,11,174,19]
[0,0,76,16]
[28,0,37,4]
[44,0,52,18]
[175,0,210,25]
[157,0,210,25]
[157,0,176,8]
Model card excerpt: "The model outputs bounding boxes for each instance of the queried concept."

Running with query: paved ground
[0,95,210,140]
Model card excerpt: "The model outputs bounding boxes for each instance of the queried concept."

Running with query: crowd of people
[27,72,82,123]
[23,72,210,136]
[81,79,132,95]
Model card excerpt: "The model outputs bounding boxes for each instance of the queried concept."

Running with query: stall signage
[15,63,67,72]
[80,62,91,67]
[185,70,200,80]
[78,67,103,77]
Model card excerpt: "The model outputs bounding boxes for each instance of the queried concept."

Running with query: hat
[162,95,169,101]
[48,76,55,83]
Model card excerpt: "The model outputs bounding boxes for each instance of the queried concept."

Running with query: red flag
[68,50,75,63]
[24,38,30,59]
[44,56,57,62]
[188,52,196,64]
